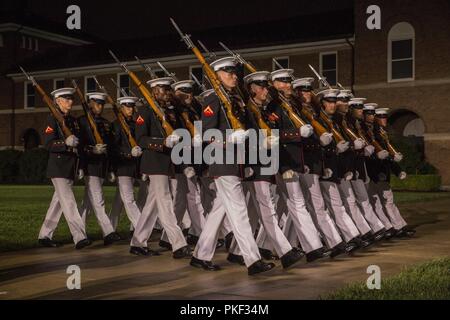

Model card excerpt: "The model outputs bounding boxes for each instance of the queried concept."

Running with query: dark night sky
[1,0,353,40]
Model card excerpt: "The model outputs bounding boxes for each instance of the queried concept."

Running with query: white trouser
[131,175,187,251]
[277,174,323,254]
[79,176,115,237]
[194,176,261,267]
[350,179,385,233]
[39,178,87,244]
[299,174,343,248]
[109,176,140,230]
[161,174,205,242]
[320,181,360,242]
[367,181,407,230]
[338,180,372,236]
[241,181,292,257]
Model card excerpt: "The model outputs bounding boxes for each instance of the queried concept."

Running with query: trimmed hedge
[391,174,442,192]
[0,148,49,184]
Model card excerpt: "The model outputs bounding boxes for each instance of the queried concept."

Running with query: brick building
[1,0,449,184]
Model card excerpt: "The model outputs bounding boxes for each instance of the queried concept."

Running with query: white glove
[192,134,203,148]
[93,144,107,155]
[364,145,375,157]
[377,150,389,160]
[131,146,143,158]
[304,166,310,174]
[399,171,407,180]
[263,135,280,149]
[244,167,254,178]
[108,172,116,183]
[322,168,333,179]
[165,133,181,148]
[228,129,249,144]
[77,169,85,181]
[142,174,149,182]
[65,135,79,147]
[353,138,365,150]
[394,152,403,163]
[344,171,354,181]
[300,125,314,138]
[282,170,298,180]
[184,167,196,179]
[336,141,350,154]
[320,133,333,146]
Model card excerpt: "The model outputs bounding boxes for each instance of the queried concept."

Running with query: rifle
[110,50,174,136]
[198,40,217,61]
[379,127,399,157]
[171,18,244,130]
[308,64,346,143]
[191,73,207,92]
[135,56,158,80]
[20,66,73,138]
[93,76,137,149]
[72,79,104,145]
[110,77,145,105]
[157,61,178,82]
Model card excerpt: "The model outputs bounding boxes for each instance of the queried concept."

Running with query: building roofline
[7,36,354,81]
[0,23,93,45]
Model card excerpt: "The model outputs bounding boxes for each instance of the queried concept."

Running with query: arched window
[388,22,415,82]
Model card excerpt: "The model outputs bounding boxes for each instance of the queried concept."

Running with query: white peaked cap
[337,90,353,99]
[172,80,195,91]
[243,71,270,84]
[51,87,76,98]
[199,89,215,100]
[348,98,367,106]
[86,92,107,101]
[292,77,315,89]
[317,89,340,100]
[375,108,390,115]
[210,57,237,72]
[363,103,378,111]
[270,69,294,82]
[117,96,139,105]
[147,77,175,88]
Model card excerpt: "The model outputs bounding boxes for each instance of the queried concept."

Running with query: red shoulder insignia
[203,106,215,117]
[136,116,145,126]
[45,126,54,135]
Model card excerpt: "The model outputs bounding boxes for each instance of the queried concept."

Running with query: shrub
[391,174,442,192]
[0,149,23,183]
[18,148,49,184]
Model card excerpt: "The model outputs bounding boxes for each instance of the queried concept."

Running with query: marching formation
[24,19,415,276]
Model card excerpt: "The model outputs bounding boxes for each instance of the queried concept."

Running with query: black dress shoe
[281,249,304,269]
[190,257,221,271]
[227,253,246,266]
[173,246,192,259]
[130,246,149,256]
[225,232,234,251]
[159,240,173,251]
[345,241,360,254]
[75,239,92,250]
[38,238,63,248]
[354,237,372,249]
[330,245,345,258]
[384,228,396,240]
[396,227,416,238]
[216,239,225,249]
[248,260,276,276]
[373,229,386,242]
[104,232,122,246]
[259,248,276,261]
[187,234,199,246]
[306,248,328,263]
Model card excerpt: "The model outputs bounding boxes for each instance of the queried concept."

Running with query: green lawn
[324,257,450,300]
[0,185,449,252]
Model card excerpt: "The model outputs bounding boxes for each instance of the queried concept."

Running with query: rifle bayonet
[157,61,178,82]
[170,18,194,49]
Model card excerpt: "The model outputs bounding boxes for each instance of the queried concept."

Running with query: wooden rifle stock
[72,82,104,145]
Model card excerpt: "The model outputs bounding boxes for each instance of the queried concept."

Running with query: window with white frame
[320,52,338,87]
[24,82,36,109]
[54,79,65,90]
[34,38,39,52]
[190,66,203,83]
[388,22,415,82]
[117,73,130,97]
[85,76,97,95]
[272,57,290,71]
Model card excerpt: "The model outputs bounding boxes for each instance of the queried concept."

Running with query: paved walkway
[1,198,449,300]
